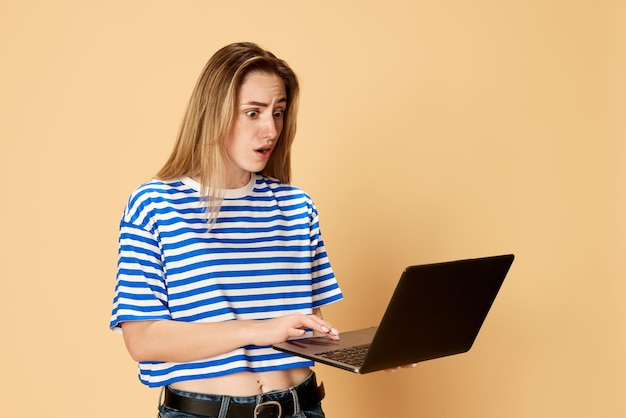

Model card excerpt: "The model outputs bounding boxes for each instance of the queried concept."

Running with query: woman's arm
[121,312,339,363]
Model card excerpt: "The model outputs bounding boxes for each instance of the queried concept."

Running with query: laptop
[273,254,514,374]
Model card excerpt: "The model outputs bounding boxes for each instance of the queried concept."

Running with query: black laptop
[273,254,514,374]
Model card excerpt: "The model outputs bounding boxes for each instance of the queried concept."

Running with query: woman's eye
[273,110,284,118]
[246,110,259,118]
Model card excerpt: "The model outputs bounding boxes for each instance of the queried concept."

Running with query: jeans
[157,373,326,418]
[158,402,325,418]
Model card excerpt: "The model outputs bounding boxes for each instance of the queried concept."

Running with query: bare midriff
[169,367,312,396]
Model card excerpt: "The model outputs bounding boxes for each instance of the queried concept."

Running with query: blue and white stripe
[110,174,343,387]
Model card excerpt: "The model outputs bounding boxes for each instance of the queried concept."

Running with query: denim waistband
[161,372,324,418]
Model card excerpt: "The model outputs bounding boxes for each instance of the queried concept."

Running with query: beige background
[1,0,624,417]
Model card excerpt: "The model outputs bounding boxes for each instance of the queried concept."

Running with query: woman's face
[223,71,286,188]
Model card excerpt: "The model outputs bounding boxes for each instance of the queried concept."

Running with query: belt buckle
[253,400,282,418]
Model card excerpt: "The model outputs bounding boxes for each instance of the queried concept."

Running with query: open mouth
[255,146,273,156]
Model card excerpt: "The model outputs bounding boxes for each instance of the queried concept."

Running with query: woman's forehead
[238,72,286,103]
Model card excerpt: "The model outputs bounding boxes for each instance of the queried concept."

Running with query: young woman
[110,42,343,418]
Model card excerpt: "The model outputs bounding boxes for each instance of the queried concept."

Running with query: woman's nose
[262,117,278,141]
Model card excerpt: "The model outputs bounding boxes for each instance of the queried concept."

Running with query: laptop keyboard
[318,344,370,367]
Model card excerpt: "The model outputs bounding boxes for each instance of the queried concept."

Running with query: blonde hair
[156,42,300,222]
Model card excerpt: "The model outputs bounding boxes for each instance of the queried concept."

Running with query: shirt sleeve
[109,217,171,331]
[308,202,343,308]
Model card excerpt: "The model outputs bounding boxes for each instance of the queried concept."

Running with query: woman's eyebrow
[241,98,287,107]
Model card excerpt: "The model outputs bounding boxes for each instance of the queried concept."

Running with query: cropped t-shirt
[110,174,343,387]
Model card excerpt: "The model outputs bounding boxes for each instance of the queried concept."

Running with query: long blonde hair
[156,42,300,222]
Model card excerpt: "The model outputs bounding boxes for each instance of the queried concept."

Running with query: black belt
[163,377,325,418]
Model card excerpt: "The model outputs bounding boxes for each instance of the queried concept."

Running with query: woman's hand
[385,363,418,372]
[248,313,340,347]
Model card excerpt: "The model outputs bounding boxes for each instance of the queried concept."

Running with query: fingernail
[321,326,330,333]
[331,328,339,335]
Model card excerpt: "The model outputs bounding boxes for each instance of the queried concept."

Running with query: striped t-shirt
[110,174,343,388]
